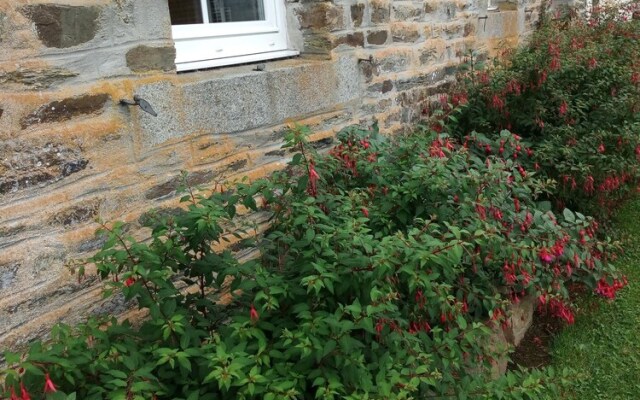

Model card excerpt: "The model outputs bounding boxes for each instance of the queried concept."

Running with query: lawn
[552,197,640,399]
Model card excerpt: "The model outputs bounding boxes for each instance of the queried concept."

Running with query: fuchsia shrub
[449,1,640,218]
[0,124,625,399]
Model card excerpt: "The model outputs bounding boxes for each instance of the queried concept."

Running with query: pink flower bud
[250,304,259,323]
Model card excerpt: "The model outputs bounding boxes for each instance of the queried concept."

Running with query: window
[168,0,298,71]
[487,0,499,11]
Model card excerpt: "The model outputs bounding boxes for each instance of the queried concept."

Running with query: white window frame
[172,0,299,71]
[487,0,499,11]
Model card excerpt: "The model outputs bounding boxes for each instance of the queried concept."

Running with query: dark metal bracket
[478,15,489,31]
[119,95,158,117]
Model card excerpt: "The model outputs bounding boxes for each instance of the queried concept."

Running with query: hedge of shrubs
[0,125,625,399]
[2,4,638,400]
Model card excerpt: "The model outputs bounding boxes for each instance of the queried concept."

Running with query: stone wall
[0,0,543,349]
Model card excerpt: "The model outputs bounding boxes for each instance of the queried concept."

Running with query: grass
[551,198,640,399]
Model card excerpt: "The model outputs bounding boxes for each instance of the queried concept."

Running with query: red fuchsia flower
[415,289,425,308]
[548,298,574,324]
[505,79,522,95]
[514,197,520,212]
[250,304,259,323]
[584,175,595,195]
[565,262,573,277]
[10,387,19,400]
[308,163,320,197]
[552,241,565,257]
[503,262,517,285]
[124,277,136,287]
[559,101,568,116]
[476,204,487,220]
[539,248,554,264]
[490,308,503,322]
[538,70,548,86]
[20,383,31,400]
[538,293,547,307]
[429,139,446,158]
[597,143,605,153]
[595,277,628,299]
[635,145,640,161]
[443,139,454,152]
[549,57,561,71]
[520,212,534,232]
[534,162,540,171]
[632,72,640,85]
[517,166,527,178]
[588,57,598,69]
[451,92,468,106]
[509,290,521,304]
[361,207,369,218]
[491,94,505,110]
[44,374,57,394]
[375,319,384,335]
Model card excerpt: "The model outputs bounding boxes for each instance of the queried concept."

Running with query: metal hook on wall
[478,15,489,32]
[119,95,158,117]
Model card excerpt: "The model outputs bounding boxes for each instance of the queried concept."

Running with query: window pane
[209,0,265,23]
[169,0,204,25]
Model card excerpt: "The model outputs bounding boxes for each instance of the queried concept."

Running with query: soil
[509,284,592,370]
[508,311,564,370]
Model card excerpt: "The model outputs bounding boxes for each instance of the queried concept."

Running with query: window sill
[176,50,300,72]
[135,55,362,147]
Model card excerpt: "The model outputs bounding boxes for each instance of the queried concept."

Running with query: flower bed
[1,125,624,399]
